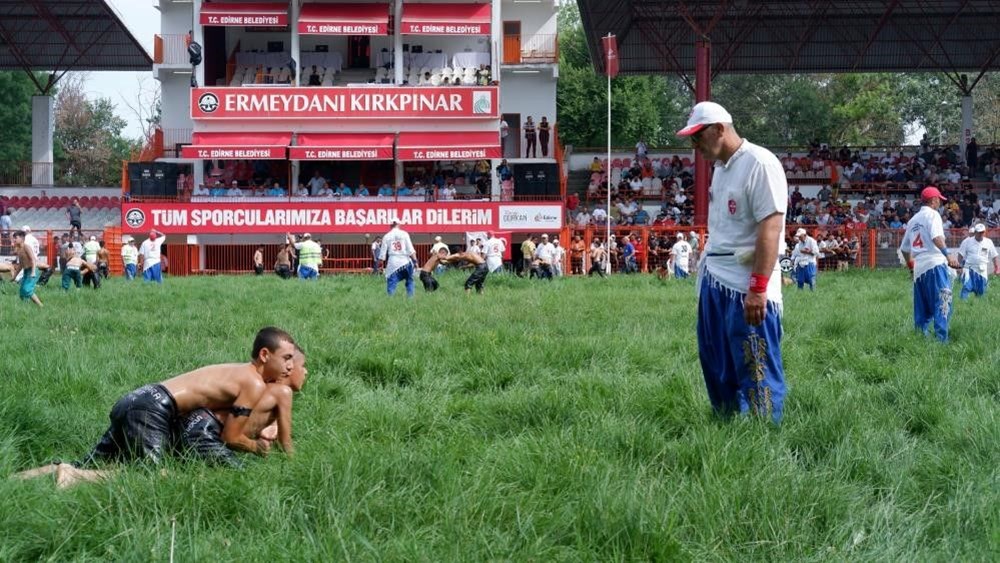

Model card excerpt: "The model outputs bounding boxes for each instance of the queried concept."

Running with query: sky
[80,0,160,140]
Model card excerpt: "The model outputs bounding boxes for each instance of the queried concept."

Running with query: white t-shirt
[702,140,787,302]
[25,233,40,259]
[378,227,415,277]
[535,242,554,263]
[485,237,505,259]
[792,236,819,266]
[899,205,947,280]
[958,236,998,276]
[139,237,165,270]
[551,245,565,267]
[671,240,692,272]
[121,244,138,265]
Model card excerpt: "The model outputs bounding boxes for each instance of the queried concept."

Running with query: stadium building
[124,0,563,272]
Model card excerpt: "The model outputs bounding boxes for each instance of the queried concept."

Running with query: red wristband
[749,273,769,294]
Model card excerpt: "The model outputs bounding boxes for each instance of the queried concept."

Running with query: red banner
[181,146,286,159]
[191,87,498,120]
[199,3,289,27]
[122,202,563,235]
[397,147,501,160]
[602,35,619,78]
[401,22,490,35]
[288,147,393,160]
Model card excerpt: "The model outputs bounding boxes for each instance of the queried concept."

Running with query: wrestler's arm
[220,377,268,455]
[271,384,294,456]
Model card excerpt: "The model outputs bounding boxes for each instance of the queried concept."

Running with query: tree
[54,74,141,187]
[0,71,50,163]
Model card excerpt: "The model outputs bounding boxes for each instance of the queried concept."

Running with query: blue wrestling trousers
[697,274,787,423]
[960,269,987,300]
[386,263,415,297]
[913,264,953,342]
[674,265,689,279]
[795,263,816,290]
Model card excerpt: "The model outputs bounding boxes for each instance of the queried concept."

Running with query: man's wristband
[940,247,949,257]
[749,273,769,294]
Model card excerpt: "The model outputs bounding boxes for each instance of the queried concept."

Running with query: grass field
[1,270,997,561]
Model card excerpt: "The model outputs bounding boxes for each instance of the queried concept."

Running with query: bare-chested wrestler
[418,247,449,292]
[14,327,297,487]
[443,249,488,294]
[175,345,307,467]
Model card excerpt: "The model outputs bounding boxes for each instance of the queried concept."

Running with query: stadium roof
[0,0,152,91]
[578,1,1000,88]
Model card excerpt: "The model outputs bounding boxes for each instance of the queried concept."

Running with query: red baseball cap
[920,186,947,201]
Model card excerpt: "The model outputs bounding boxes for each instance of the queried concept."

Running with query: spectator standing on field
[67,199,83,238]
[371,236,382,275]
[288,233,322,280]
[670,233,692,279]
[551,237,565,276]
[378,221,417,297]
[790,228,819,291]
[676,101,788,423]
[253,246,265,275]
[138,229,166,284]
[534,234,555,280]
[121,239,138,280]
[519,234,537,277]
[957,223,999,299]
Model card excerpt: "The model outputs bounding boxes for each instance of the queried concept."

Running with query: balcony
[153,34,190,66]
[502,34,558,65]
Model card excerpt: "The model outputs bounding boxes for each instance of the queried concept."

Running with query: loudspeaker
[512,164,558,196]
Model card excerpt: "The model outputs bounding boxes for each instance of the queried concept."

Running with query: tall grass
[0,270,996,560]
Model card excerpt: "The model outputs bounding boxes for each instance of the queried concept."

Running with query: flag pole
[605,33,612,275]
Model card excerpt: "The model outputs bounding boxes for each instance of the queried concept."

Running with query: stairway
[568,169,592,197]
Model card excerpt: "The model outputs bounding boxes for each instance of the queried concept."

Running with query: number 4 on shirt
[912,233,924,249]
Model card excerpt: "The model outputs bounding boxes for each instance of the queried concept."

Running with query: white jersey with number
[671,241,692,272]
[899,205,946,280]
[485,237,505,271]
[139,237,165,271]
[25,233,40,259]
[378,227,415,277]
[958,236,998,277]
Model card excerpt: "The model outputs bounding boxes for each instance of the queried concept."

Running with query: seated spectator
[397,184,413,197]
[316,182,334,197]
[209,181,226,197]
[249,182,266,197]
[574,208,591,226]
[377,184,394,197]
[226,181,244,197]
[592,206,608,224]
[440,183,456,200]
[412,183,427,197]
[267,182,286,197]
[293,183,309,197]
[336,182,353,197]
[308,66,322,86]
[628,175,642,193]
[193,184,210,197]
[356,184,370,197]
[590,157,604,173]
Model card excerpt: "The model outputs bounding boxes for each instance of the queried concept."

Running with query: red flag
[602,35,619,78]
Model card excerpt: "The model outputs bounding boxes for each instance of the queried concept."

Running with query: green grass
[0,270,997,561]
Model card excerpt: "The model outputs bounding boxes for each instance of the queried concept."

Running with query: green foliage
[556,6,998,148]
[0,71,48,163]
[0,271,997,560]
[54,76,141,187]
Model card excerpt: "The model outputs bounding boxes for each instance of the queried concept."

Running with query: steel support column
[694,40,711,227]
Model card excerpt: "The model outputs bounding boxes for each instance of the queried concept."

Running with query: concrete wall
[160,74,194,132]
[499,70,556,124]
[499,0,557,38]
[160,1,192,35]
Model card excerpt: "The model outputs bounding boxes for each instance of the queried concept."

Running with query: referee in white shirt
[677,101,788,423]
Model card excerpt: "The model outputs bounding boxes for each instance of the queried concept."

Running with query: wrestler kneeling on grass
[176,345,307,467]
[14,327,297,487]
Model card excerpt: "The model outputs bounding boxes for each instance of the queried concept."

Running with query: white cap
[795,228,807,237]
[434,236,442,242]
[676,102,733,136]
[302,233,311,239]
[974,223,986,233]
[22,225,30,232]
[89,235,97,241]
[689,230,697,236]
[969,226,976,234]
[541,233,548,238]
[676,233,684,239]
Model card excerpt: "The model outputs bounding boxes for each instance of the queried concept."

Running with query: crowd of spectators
[191,159,501,201]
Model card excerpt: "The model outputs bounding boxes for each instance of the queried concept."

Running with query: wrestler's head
[284,346,307,392]
[251,326,297,381]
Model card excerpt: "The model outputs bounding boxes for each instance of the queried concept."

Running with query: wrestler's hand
[947,254,960,269]
[255,438,271,456]
[744,291,767,326]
